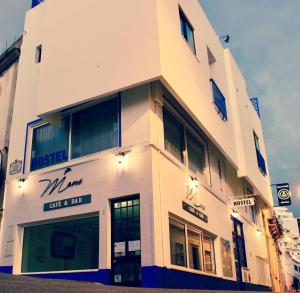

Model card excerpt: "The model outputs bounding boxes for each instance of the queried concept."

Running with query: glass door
[111,195,141,287]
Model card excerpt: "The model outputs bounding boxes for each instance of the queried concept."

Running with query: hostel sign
[232,198,255,207]
[277,183,291,206]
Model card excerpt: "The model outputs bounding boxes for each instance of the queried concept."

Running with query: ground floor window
[21,216,99,273]
[169,217,216,274]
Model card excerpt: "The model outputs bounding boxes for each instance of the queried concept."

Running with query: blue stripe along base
[0,266,13,274]
[141,266,272,291]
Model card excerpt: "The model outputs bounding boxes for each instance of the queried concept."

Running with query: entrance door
[111,195,141,287]
[232,217,247,289]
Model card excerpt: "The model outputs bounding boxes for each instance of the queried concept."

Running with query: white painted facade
[0,0,274,290]
[274,207,300,291]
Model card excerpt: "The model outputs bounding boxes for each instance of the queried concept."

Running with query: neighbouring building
[274,207,300,291]
[0,0,275,290]
[0,37,22,228]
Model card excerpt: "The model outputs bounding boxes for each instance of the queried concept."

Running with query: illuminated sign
[277,183,291,206]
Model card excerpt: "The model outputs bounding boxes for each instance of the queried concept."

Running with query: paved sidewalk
[0,273,278,293]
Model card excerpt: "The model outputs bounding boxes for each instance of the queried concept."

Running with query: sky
[0,1,300,216]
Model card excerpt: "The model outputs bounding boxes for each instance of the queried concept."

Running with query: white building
[274,207,300,291]
[0,0,274,290]
[0,37,22,227]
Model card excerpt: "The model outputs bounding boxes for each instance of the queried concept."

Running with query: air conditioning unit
[242,267,251,283]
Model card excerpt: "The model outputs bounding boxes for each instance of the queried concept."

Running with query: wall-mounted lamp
[256,228,262,237]
[231,209,239,218]
[115,150,131,166]
[219,34,231,43]
[17,178,27,189]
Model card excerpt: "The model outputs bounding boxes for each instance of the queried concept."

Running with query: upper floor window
[210,79,228,121]
[35,45,42,63]
[253,131,267,176]
[30,97,119,171]
[179,8,196,54]
[163,107,206,176]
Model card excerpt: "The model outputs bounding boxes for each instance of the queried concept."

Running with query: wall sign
[232,198,255,207]
[277,183,291,206]
[186,185,206,211]
[182,201,208,223]
[39,167,83,197]
[43,194,91,212]
[9,160,22,175]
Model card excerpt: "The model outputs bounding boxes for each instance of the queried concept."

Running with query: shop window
[187,229,202,270]
[21,216,99,273]
[29,97,119,171]
[169,217,216,274]
[179,7,196,54]
[30,117,70,171]
[163,108,185,163]
[186,131,205,174]
[71,98,119,159]
[169,218,187,267]
[203,235,215,273]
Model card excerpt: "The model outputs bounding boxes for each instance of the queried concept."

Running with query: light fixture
[219,34,230,43]
[256,228,262,237]
[17,178,27,189]
[189,176,199,191]
[115,150,131,166]
[231,209,239,218]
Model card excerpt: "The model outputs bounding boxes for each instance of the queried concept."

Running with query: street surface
[0,273,282,293]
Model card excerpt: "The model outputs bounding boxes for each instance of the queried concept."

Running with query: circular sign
[278,189,290,200]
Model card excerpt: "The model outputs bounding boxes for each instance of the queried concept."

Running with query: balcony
[256,148,267,176]
[210,79,227,121]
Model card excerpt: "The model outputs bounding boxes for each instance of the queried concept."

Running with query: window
[21,216,99,273]
[210,79,227,121]
[253,132,260,151]
[179,8,196,53]
[30,97,119,171]
[169,217,216,274]
[30,118,69,171]
[186,131,205,174]
[295,265,298,272]
[35,45,42,63]
[253,131,267,176]
[71,98,119,159]
[163,108,185,163]
[163,107,207,176]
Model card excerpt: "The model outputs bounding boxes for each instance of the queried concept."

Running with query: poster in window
[221,238,233,277]
[114,242,126,257]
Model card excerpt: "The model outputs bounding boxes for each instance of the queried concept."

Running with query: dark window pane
[188,229,202,270]
[22,216,99,273]
[179,9,195,53]
[203,235,215,273]
[71,98,119,159]
[169,218,187,267]
[186,131,205,174]
[31,117,69,171]
[163,108,185,163]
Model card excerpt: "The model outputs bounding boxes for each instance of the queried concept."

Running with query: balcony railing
[32,0,44,8]
[210,79,227,121]
[256,148,267,176]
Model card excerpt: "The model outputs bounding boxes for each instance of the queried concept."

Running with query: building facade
[0,37,22,228]
[274,207,300,291]
[0,0,274,290]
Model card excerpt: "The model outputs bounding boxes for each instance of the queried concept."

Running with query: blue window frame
[210,79,228,121]
[29,96,120,172]
[179,8,196,54]
[253,132,267,176]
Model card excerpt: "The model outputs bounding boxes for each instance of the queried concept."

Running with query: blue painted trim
[117,92,122,147]
[0,266,13,274]
[141,266,272,291]
[25,269,111,284]
[22,118,43,174]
